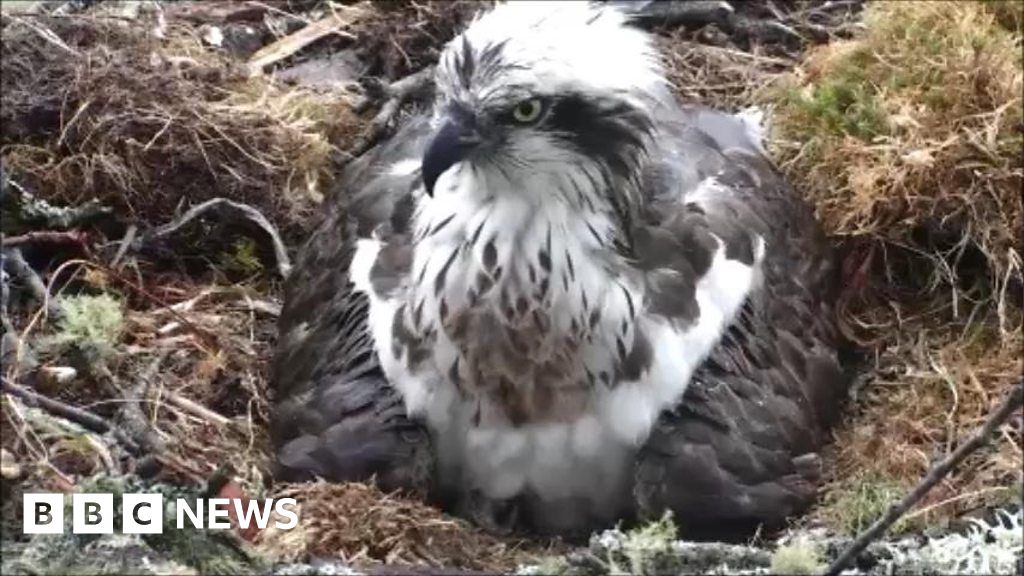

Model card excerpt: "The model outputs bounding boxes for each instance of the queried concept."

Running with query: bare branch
[1,247,62,320]
[2,170,112,229]
[2,230,89,249]
[0,376,140,453]
[140,197,292,278]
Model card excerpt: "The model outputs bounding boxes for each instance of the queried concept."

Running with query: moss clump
[770,538,823,575]
[220,237,264,278]
[769,0,1023,533]
[43,294,124,363]
[820,473,906,535]
[614,512,679,575]
[767,1,1022,285]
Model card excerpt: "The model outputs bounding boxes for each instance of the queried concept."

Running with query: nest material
[0,8,354,237]
[257,481,552,572]
[349,0,484,80]
[768,1,1022,299]
[765,1,1023,532]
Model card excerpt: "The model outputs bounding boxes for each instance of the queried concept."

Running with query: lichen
[2,474,266,576]
[770,538,823,575]
[42,293,124,364]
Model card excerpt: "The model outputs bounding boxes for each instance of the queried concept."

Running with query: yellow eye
[511,98,544,124]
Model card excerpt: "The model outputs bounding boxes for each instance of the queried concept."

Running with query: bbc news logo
[23,493,299,534]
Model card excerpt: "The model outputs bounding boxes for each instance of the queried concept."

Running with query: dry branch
[825,380,1024,576]
[2,230,89,249]
[116,353,169,454]
[0,376,139,453]
[167,392,232,427]
[1,247,61,320]
[2,170,113,229]
[348,65,435,160]
[140,197,292,278]
[247,12,357,75]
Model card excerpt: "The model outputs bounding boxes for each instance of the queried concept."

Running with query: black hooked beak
[422,118,480,196]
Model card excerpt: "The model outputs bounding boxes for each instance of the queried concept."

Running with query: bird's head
[422,1,669,211]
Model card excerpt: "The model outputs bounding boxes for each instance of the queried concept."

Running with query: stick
[166,392,233,427]
[141,197,292,278]
[1,230,89,248]
[116,354,168,454]
[12,16,80,57]
[1,257,13,335]
[347,65,435,160]
[0,376,140,454]
[1,247,62,320]
[825,381,1024,576]
[110,224,137,269]
[2,171,112,229]
[247,11,359,75]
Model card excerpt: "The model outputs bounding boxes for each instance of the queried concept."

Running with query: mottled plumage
[271,1,847,538]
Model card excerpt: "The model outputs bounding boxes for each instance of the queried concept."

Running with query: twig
[167,392,233,427]
[825,381,1024,576]
[12,16,80,57]
[247,11,360,75]
[347,65,435,160]
[110,224,137,269]
[0,258,13,335]
[139,198,292,278]
[2,170,113,229]
[116,353,169,454]
[1,247,62,320]
[2,230,89,249]
[0,376,140,453]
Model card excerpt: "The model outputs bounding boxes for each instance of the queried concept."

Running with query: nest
[765,1,1023,532]
[1,2,1021,571]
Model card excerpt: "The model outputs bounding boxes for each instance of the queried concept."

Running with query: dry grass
[658,31,796,112]
[349,0,484,80]
[257,481,554,572]
[765,1,1024,533]
[0,7,354,237]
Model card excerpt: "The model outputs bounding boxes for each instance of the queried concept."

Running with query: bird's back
[632,106,848,537]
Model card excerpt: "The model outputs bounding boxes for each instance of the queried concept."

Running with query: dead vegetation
[1,6,351,239]
[764,1,1023,533]
[257,482,553,572]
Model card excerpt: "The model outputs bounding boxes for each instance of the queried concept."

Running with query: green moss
[42,294,124,364]
[220,237,264,278]
[606,512,679,575]
[824,474,906,535]
[769,0,1021,150]
[770,539,822,575]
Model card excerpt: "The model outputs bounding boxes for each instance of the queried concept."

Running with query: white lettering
[273,498,299,530]
[175,499,203,529]
[207,498,231,529]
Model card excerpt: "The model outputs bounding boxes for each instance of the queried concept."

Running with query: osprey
[272,1,847,538]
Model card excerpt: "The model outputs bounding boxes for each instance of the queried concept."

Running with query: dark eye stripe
[546,93,653,179]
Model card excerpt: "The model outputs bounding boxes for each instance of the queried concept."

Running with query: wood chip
[247,13,358,76]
